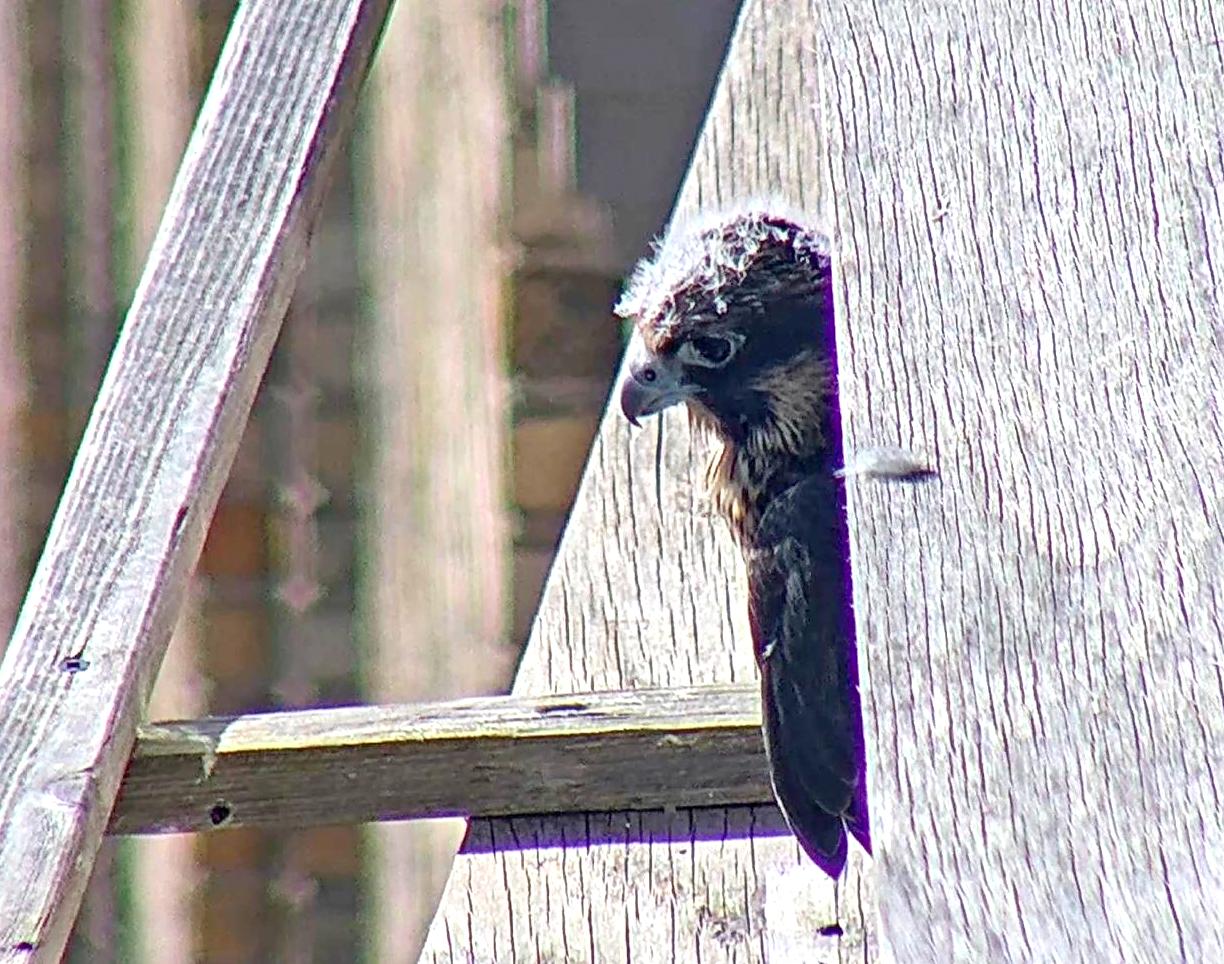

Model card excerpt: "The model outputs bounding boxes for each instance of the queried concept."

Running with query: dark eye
[641,367,657,383]
[690,335,732,365]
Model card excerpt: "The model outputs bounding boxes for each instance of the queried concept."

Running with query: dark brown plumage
[616,206,869,876]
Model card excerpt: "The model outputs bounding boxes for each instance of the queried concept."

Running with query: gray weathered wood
[422,2,879,961]
[818,1,1224,960]
[0,2,392,960]
[111,685,768,835]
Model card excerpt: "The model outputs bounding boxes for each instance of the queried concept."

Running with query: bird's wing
[745,471,868,875]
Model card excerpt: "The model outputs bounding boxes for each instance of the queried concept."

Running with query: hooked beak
[620,375,661,427]
[618,340,695,427]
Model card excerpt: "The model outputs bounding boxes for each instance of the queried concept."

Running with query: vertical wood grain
[818,1,1224,959]
[421,2,880,960]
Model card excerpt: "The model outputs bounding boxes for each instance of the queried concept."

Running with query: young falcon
[616,206,869,876]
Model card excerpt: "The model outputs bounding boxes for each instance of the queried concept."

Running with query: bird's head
[616,208,836,463]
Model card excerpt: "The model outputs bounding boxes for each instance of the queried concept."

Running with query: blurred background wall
[0,0,740,960]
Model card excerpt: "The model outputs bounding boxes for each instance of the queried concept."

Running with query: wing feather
[745,471,868,874]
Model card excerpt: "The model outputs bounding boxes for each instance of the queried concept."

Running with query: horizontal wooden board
[112,685,773,834]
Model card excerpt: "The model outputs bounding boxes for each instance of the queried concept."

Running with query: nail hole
[208,802,232,826]
[60,656,90,672]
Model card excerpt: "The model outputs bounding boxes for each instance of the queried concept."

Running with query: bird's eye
[677,332,742,368]
[641,367,657,383]
[692,336,731,364]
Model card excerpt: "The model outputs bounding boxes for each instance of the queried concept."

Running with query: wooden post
[0,2,392,960]
[421,2,879,961]
[360,0,512,958]
[819,0,1224,958]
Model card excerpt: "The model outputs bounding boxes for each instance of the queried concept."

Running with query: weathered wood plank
[111,686,768,834]
[0,2,392,960]
[422,2,879,961]
[818,1,1224,960]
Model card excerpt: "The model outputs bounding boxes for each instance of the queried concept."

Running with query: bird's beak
[619,376,652,427]
[618,334,696,427]
[619,366,694,427]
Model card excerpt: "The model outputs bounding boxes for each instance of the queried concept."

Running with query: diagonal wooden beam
[0,2,393,959]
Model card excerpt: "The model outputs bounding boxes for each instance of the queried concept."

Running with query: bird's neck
[693,349,838,543]
[706,436,832,543]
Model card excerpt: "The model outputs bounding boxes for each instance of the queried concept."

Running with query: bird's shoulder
[749,469,843,557]
[742,470,848,664]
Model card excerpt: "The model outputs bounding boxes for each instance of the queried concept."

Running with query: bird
[615,204,869,876]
